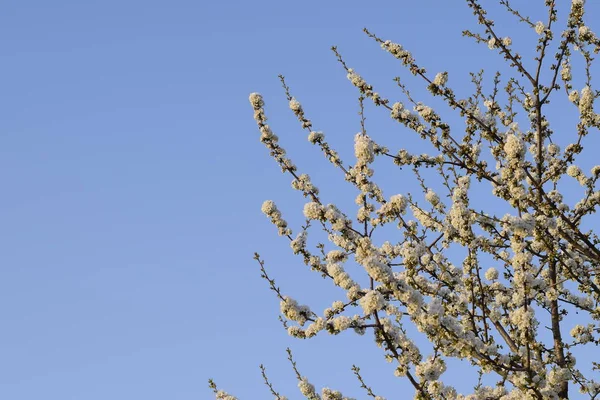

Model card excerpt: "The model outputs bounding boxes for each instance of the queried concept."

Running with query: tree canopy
[211,1,600,399]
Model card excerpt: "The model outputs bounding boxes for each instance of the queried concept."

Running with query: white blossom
[308,131,324,143]
[248,92,264,108]
[579,25,590,37]
[261,200,291,236]
[569,90,580,103]
[290,231,307,254]
[580,86,594,115]
[363,256,394,283]
[303,202,324,220]
[280,296,312,325]
[415,356,446,381]
[561,62,572,81]
[332,315,352,332]
[433,72,448,86]
[289,97,302,113]
[298,377,320,399]
[504,133,525,160]
[359,290,385,315]
[535,21,545,35]
[567,165,581,177]
[215,390,238,400]
[485,267,499,280]
[570,324,594,344]
[425,189,440,206]
[354,133,375,165]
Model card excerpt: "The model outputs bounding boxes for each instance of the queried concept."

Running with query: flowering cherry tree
[210,0,600,399]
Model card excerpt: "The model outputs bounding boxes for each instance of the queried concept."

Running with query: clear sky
[2,1,599,399]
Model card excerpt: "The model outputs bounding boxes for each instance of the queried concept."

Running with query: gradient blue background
[2,1,599,399]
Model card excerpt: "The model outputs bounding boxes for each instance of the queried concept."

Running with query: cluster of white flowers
[570,324,595,344]
[289,97,302,114]
[509,306,536,342]
[248,92,304,182]
[535,21,545,35]
[261,200,292,236]
[567,165,581,178]
[547,368,572,392]
[305,317,327,338]
[248,92,263,109]
[292,174,319,196]
[433,72,448,86]
[298,377,320,400]
[471,386,507,399]
[415,356,446,381]
[326,250,347,263]
[569,90,580,103]
[376,194,408,220]
[416,104,437,123]
[327,262,361,298]
[569,0,586,28]
[321,388,355,400]
[580,86,593,111]
[308,130,324,144]
[412,205,443,231]
[323,300,345,319]
[290,231,307,254]
[579,25,592,39]
[446,177,474,243]
[359,289,386,315]
[578,86,598,126]
[390,102,407,120]
[354,133,375,165]
[425,189,441,207]
[280,296,312,325]
[380,40,414,67]
[484,267,499,281]
[362,256,394,283]
[567,165,588,185]
[506,213,535,237]
[390,102,421,132]
[325,204,355,233]
[303,201,324,220]
[561,60,572,82]
[346,69,373,97]
[287,96,312,129]
[215,390,238,400]
[504,133,525,161]
[331,315,353,332]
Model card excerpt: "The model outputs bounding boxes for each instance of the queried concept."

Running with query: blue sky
[2,1,599,399]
